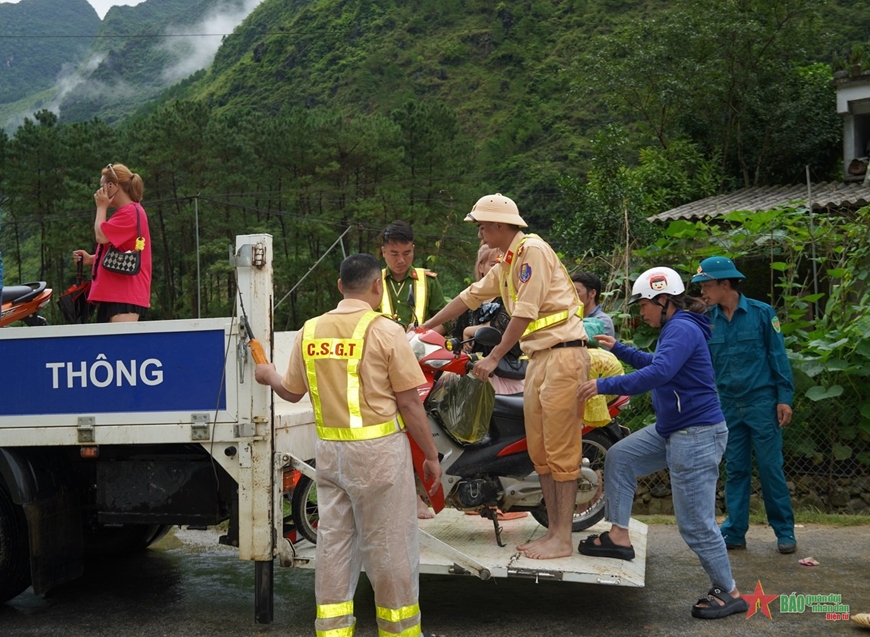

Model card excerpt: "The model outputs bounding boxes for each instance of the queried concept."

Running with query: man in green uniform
[692,256,796,555]
[380,220,446,333]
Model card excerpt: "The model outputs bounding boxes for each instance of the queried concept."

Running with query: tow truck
[0,233,647,623]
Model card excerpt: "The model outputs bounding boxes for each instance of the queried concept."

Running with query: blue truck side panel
[0,330,227,416]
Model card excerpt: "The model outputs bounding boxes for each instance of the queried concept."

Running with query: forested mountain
[57,0,261,123]
[0,0,99,104]
[169,0,865,225]
[0,0,260,129]
[2,0,870,328]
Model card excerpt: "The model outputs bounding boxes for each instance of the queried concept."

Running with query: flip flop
[578,531,635,560]
[691,587,749,619]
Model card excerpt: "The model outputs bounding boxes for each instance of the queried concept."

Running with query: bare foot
[517,531,552,552]
[521,536,573,559]
[416,496,434,520]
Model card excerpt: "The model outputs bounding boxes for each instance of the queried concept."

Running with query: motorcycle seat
[1,282,46,304]
[493,393,524,420]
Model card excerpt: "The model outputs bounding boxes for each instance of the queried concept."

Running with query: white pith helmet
[464,193,528,228]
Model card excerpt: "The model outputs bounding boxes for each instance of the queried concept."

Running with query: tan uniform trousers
[524,346,590,481]
[314,432,421,637]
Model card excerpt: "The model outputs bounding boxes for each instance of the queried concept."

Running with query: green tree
[576,0,839,187]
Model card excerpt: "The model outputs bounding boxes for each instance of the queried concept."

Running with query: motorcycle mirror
[473,326,502,347]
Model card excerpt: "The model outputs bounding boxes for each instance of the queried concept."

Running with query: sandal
[578,531,635,560]
[691,587,749,619]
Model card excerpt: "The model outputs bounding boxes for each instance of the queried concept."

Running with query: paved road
[2,523,867,636]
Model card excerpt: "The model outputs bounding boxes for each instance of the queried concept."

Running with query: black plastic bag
[427,372,495,444]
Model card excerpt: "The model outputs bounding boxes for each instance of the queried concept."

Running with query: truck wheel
[0,485,31,603]
[531,429,613,532]
[290,465,318,544]
[84,524,171,557]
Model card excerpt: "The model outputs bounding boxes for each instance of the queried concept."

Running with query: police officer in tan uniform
[380,220,446,333]
[421,193,590,560]
[255,253,442,637]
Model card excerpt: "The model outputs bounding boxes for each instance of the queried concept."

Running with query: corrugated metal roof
[648,181,870,222]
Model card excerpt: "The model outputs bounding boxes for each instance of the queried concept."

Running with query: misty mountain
[0,0,261,129]
[0,0,99,104]
[57,0,262,124]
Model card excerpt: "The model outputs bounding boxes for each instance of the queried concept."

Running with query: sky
[88,1,146,19]
[3,1,146,19]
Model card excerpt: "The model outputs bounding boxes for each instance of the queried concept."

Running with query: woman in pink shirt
[73,163,152,323]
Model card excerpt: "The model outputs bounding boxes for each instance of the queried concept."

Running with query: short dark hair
[725,278,742,290]
[570,271,602,302]
[340,254,381,292]
[382,220,414,245]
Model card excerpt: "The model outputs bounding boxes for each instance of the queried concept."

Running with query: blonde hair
[475,243,501,281]
[103,163,144,202]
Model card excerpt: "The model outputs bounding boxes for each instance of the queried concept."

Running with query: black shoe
[777,538,797,554]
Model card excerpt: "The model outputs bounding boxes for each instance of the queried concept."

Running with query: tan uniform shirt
[459,232,587,354]
[283,299,426,429]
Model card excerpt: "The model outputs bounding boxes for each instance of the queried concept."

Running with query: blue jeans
[605,421,734,591]
[719,399,794,542]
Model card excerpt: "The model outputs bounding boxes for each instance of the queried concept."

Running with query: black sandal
[691,587,749,619]
[578,531,635,560]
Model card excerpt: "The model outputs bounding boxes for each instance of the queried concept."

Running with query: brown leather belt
[550,340,587,349]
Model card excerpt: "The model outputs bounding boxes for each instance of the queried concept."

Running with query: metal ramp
[287,508,647,587]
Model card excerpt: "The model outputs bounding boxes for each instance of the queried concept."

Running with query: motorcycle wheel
[290,462,318,544]
[531,428,613,532]
[0,485,31,603]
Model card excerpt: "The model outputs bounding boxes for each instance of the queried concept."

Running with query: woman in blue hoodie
[576,267,748,620]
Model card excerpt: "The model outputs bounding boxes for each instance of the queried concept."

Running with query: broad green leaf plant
[632,204,870,474]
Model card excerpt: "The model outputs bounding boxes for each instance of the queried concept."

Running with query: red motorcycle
[290,327,629,547]
[0,282,52,327]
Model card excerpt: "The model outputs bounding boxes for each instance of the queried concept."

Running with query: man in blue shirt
[571,271,615,337]
[692,256,796,554]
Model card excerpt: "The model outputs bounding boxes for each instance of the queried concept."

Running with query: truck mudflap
[286,508,647,587]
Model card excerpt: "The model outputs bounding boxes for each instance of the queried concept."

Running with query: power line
[0,22,501,41]
[0,33,237,39]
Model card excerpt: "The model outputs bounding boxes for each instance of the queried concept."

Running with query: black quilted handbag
[101,204,144,276]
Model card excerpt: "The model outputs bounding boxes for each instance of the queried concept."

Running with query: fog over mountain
[1,0,262,130]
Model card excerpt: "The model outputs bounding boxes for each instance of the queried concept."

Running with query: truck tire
[0,485,31,603]
[290,462,318,544]
[84,524,171,557]
[531,429,613,532]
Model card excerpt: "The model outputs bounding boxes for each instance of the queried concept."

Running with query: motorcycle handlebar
[465,352,483,374]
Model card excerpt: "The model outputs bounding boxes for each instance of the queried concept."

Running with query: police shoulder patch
[771,316,781,333]
[519,263,532,283]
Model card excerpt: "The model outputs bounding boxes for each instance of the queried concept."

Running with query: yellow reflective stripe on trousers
[376,603,420,623]
[303,312,406,441]
[378,625,421,637]
[316,626,356,637]
[317,601,354,619]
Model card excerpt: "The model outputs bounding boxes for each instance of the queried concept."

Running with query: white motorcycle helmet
[629,268,685,324]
